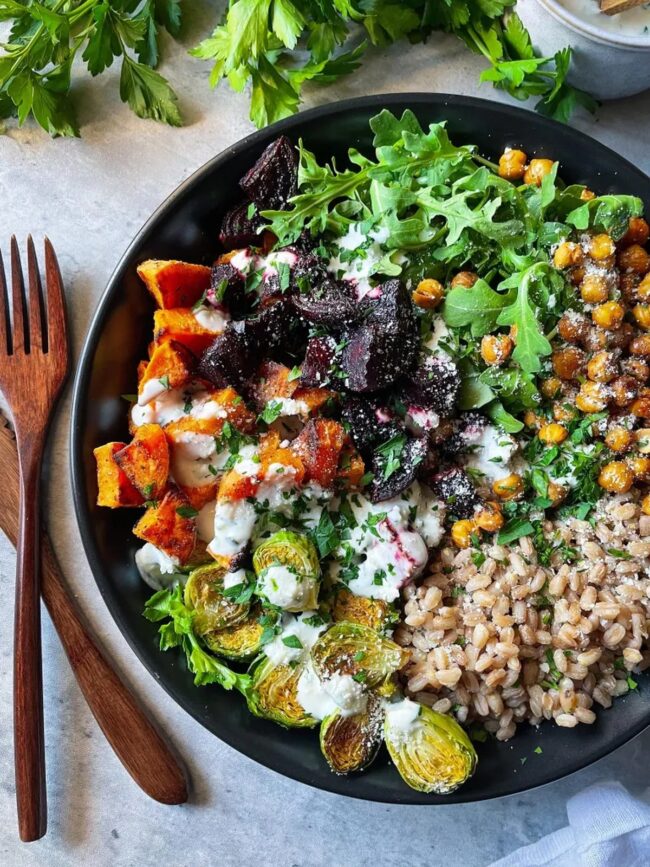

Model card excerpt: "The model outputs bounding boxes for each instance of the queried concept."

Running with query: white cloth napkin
[490,782,650,867]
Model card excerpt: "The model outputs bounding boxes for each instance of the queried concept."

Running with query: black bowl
[71,93,650,804]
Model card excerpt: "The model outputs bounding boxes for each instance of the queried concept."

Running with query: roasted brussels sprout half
[311,621,408,688]
[203,604,275,662]
[246,656,318,729]
[184,563,251,634]
[320,694,384,774]
[384,701,477,794]
[330,587,395,632]
[253,530,321,612]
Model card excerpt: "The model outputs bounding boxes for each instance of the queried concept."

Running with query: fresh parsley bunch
[0,0,183,136]
[0,0,598,138]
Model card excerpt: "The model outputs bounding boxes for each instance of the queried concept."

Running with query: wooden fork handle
[14,439,47,842]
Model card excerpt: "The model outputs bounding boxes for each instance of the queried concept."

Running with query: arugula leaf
[442,279,514,337]
[496,263,553,374]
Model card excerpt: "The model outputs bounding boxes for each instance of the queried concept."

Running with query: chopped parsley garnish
[259,400,283,425]
[281,634,303,650]
[175,505,198,518]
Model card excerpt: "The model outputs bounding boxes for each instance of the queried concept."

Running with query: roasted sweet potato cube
[137,260,211,309]
[251,360,296,409]
[133,488,197,564]
[178,481,220,511]
[137,360,148,387]
[212,386,256,431]
[218,469,259,502]
[291,419,346,488]
[293,386,337,414]
[94,442,144,508]
[153,308,223,356]
[336,445,366,489]
[115,424,169,499]
[138,340,195,405]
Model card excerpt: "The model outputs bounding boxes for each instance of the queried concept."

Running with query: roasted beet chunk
[207,262,249,317]
[219,201,263,248]
[293,278,359,326]
[342,396,398,451]
[441,412,488,458]
[301,335,337,387]
[430,467,479,519]
[199,320,257,390]
[340,280,418,392]
[239,136,298,210]
[369,435,428,503]
[245,297,307,358]
[405,356,460,416]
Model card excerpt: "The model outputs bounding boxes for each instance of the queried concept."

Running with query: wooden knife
[0,414,188,805]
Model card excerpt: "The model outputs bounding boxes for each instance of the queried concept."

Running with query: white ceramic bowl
[517,0,650,100]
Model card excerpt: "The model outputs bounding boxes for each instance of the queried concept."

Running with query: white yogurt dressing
[463,424,519,484]
[327,224,395,300]
[169,431,222,488]
[131,384,229,428]
[223,568,248,590]
[135,543,184,590]
[266,396,311,419]
[384,698,422,746]
[256,563,316,611]
[263,611,328,666]
[297,663,368,720]
[193,304,230,332]
[560,0,650,37]
[422,316,452,358]
[229,248,298,278]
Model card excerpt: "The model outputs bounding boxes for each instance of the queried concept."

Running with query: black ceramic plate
[71,93,650,804]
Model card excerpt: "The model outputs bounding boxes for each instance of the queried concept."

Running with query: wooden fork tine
[26,237,44,354]
[0,248,9,355]
[10,236,27,354]
[43,238,67,351]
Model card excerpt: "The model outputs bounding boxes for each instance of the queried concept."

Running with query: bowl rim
[536,0,650,50]
[70,91,650,804]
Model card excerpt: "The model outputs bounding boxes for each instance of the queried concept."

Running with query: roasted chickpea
[605,321,635,350]
[618,244,650,275]
[576,380,608,413]
[605,427,634,453]
[636,274,650,303]
[598,461,634,493]
[582,327,609,353]
[635,428,650,454]
[547,481,567,507]
[541,377,563,399]
[492,474,524,501]
[523,410,543,429]
[580,274,609,305]
[552,346,585,380]
[553,402,577,424]
[619,272,640,304]
[451,519,480,549]
[592,301,625,330]
[589,233,615,261]
[498,148,527,181]
[553,241,583,270]
[630,394,650,418]
[633,305,650,331]
[580,188,596,201]
[412,278,444,309]
[480,334,513,366]
[538,423,568,445]
[630,334,650,356]
[628,456,650,482]
[569,266,586,287]
[620,217,650,248]
[623,357,650,382]
[450,271,479,289]
[524,158,554,186]
[610,375,639,408]
[586,350,619,383]
[474,501,504,532]
[558,312,590,345]
[641,493,650,515]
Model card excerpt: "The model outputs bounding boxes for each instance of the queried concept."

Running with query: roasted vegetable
[291,419,346,488]
[384,701,477,794]
[246,656,317,728]
[253,531,320,612]
[138,339,195,404]
[153,308,222,355]
[94,442,144,508]
[329,587,393,632]
[204,604,274,661]
[133,487,196,565]
[115,423,169,500]
[320,694,384,774]
[311,622,408,688]
[184,563,252,634]
[137,260,211,309]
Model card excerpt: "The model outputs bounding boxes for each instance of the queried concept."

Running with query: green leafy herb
[497,518,534,545]
[175,504,198,519]
[259,399,283,425]
[281,634,303,649]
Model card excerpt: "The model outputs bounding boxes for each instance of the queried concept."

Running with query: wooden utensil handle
[14,443,47,842]
[41,539,189,806]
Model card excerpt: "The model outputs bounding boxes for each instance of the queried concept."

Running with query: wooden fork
[0,238,69,842]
